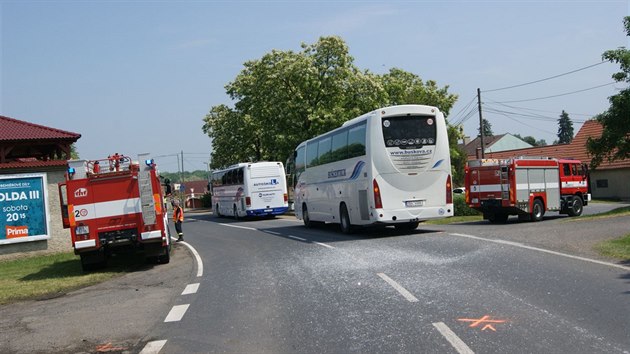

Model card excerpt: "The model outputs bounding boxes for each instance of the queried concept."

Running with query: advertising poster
[0,174,50,245]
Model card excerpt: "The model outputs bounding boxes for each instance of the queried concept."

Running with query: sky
[1,0,629,173]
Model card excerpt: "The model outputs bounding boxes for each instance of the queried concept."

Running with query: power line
[493,82,616,104]
[483,61,607,93]
[484,100,597,117]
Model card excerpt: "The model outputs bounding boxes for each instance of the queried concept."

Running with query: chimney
[463,136,471,145]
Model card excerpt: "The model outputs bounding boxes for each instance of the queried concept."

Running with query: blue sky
[2,0,629,172]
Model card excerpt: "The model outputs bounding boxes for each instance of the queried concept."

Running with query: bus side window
[331,129,348,162]
[238,168,244,184]
[306,141,319,167]
[348,123,366,158]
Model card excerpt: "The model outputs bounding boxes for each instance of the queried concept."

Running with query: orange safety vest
[173,206,184,222]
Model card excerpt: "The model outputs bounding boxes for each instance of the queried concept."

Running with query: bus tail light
[283,193,288,203]
[446,175,453,204]
[245,196,251,207]
[373,179,383,209]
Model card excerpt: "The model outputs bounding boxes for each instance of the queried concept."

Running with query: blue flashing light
[145,159,154,166]
[68,167,76,174]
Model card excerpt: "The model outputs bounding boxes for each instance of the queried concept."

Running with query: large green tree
[203,36,458,170]
[477,118,493,137]
[587,16,630,168]
[556,110,574,144]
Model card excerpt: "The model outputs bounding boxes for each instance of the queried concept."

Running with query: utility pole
[477,88,485,159]
[180,150,184,210]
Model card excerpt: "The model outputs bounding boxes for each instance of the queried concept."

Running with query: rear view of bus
[371,105,453,228]
[246,162,289,217]
[293,104,453,233]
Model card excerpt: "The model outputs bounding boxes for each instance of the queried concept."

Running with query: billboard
[0,173,50,245]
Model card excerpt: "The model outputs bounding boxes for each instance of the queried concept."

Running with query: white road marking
[164,304,190,322]
[433,322,475,354]
[219,223,257,231]
[139,340,167,354]
[177,241,204,277]
[265,230,281,235]
[182,283,200,295]
[449,233,630,271]
[313,241,334,249]
[377,273,419,302]
[288,235,307,241]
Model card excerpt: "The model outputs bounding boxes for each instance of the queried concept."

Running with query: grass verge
[425,215,483,225]
[0,252,138,305]
[576,206,630,220]
[595,233,630,260]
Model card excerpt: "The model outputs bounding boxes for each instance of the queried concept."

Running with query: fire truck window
[571,164,578,176]
[563,164,571,176]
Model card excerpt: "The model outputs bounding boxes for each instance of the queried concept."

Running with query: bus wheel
[531,199,544,222]
[567,196,583,217]
[215,204,221,217]
[340,204,353,234]
[302,204,312,228]
[395,221,420,231]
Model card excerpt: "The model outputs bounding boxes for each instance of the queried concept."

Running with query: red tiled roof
[0,115,81,141]
[0,159,68,170]
[482,120,630,170]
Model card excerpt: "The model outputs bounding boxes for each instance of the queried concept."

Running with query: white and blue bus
[211,161,289,218]
[289,105,453,233]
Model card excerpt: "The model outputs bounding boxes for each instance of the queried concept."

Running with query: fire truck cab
[58,153,171,271]
[465,156,591,223]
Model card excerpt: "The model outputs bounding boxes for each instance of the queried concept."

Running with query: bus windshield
[382,115,436,149]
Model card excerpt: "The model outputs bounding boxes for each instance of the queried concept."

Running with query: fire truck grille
[99,228,138,246]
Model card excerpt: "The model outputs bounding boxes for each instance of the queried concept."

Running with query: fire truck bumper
[141,230,163,240]
[75,239,97,250]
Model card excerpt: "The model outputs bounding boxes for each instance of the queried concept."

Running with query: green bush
[201,193,213,208]
[453,194,481,216]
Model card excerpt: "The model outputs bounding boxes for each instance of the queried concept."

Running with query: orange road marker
[458,315,507,332]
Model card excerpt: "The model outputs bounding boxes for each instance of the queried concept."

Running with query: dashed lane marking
[139,340,167,354]
[377,273,419,302]
[219,223,257,231]
[182,283,200,295]
[449,232,630,271]
[433,322,475,354]
[313,241,335,249]
[288,235,307,241]
[164,304,190,322]
[264,230,281,235]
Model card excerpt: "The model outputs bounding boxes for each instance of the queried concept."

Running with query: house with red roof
[0,115,81,260]
[476,120,630,200]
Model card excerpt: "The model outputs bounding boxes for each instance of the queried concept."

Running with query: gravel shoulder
[0,243,194,354]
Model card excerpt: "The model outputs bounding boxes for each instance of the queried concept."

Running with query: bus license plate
[405,200,424,207]
[264,209,273,212]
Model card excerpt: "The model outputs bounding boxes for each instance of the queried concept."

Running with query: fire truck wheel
[80,250,106,272]
[567,196,583,217]
[488,213,508,224]
[531,199,544,222]
[158,245,171,264]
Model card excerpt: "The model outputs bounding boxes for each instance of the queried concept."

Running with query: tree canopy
[556,110,574,144]
[477,118,493,137]
[202,36,458,170]
[587,16,630,168]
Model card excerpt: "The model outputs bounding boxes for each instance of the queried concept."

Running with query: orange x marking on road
[458,315,507,332]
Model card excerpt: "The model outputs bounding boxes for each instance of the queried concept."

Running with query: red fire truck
[58,154,171,271]
[465,157,591,223]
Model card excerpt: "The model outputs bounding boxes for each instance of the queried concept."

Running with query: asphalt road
[148,204,629,354]
[1,203,628,353]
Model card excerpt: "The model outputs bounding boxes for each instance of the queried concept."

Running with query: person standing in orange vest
[172,199,184,242]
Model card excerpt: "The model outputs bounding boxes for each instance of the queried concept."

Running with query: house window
[596,179,608,188]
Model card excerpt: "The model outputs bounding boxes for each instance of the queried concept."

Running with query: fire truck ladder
[138,154,157,226]
[500,161,509,200]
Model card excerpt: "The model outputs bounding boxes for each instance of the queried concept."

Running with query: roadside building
[0,115,80,261]
[183,180,210,209]
[460,133,533,159]
[480,120,630,200]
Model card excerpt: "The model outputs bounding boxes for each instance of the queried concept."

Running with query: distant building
[460,133,534,159]
[182,179,210,209]
[0,115,81,260]
[481,120,630,200]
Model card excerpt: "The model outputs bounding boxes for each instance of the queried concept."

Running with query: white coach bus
[289,105,453,233]
[211,161,289,219]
